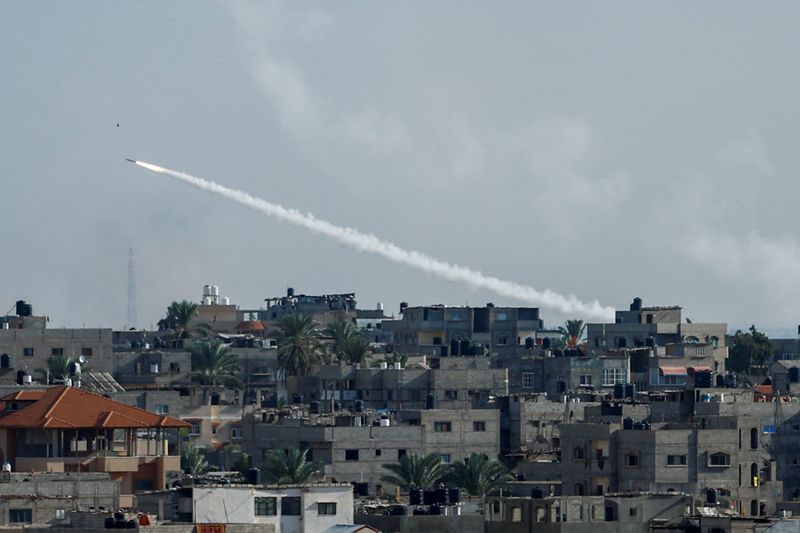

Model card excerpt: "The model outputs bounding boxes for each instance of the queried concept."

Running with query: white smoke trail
[132,160,615,320]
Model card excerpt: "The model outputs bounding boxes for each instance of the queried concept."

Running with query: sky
[2,2,800,334]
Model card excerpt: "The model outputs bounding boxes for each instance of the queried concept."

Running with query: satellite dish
[78,355,86,364]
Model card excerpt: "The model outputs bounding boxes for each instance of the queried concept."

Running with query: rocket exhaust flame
[129,159,615,320]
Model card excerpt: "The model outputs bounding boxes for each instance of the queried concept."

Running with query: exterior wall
[113,351,192,388]
[192,485,353,533]
[0,318,113,381]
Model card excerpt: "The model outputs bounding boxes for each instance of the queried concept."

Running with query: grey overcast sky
[2,2,800,333]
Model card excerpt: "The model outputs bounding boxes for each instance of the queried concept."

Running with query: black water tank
[287,287,295,297]
[642,420,651,430]
[625,383,636,399]
[448,488,460,504]
[16,300,32,317]
[542,337,552,350]
[460,339,470,356]
[104,518,116,529]
[790,368,800,383]
[125,520,137,529]
[706,488,718,505]
[423,490,436,505]
[400,302,408,312]
[440,345,448,357]
[355,400,364,413]
[531,488,545,499]
[309,401,320,414]
[450,339,460,356]
[695,372,712,389]
[726,373,738,388]
[630,297,642,311]
[412,508,428,516]
[645,337,656,348]
[429,504,443,515]
[633,422,643,430]
[525,337,535,349]
[356,482,369,497]
[435,487,447,504]
[114,520,126,529]
[716,375,725,387]
[292,393,304,404]
[426,393,434,409]
[15,371,25,385]
[410,488,422,505]
[246,467,261,485]
[613,384,624,399]
[623,417,634,430]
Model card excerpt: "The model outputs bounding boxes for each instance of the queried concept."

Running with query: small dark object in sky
[116,123,119,127]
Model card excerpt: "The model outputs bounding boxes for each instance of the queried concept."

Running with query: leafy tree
[558,319,587,349]
[341,336,372,368]
[446,453,512,504]
[158,300,211,339]
[326,319,359,362]
[380,353,409,367]
[728,325,773,373]
[276,314,323,378]
[181,445,210,476]
[189,339,242,388]
[46,355,73,381]
[381,452,448,491]
[262,449,322,484]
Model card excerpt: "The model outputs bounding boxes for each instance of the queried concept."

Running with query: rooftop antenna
[127,248,138,328]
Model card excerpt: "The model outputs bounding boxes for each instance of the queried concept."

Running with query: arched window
[685,336,700,344]
[750,499,759,516]
[751,463,758,486]
[511,507,522,522]
[210,392,221,406]
[710,336,719,348]
[750,428,758,450]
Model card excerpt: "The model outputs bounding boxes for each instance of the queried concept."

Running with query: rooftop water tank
[203,285,212,297]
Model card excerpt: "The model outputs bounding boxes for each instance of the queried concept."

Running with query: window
[80,347,93,357]
[710,336,719,348]
[281,497,301,516]
[254,497,277,516]
[473,421,486,432]
[445,390,457,401]
[450,312,463,321]
[511,506,522,522]
[170,363,180,373]
[573,447,585,461]
[709,452,731,467]
[0,354,11,368]
[496,312,508,321]
[398,449,407,459]
[625,453,640,467]
[440,453,452,463]
[496,334,509,345]
[434,422,452,432]
[9,509,32,523]
[602,368,627,386]
[667,455,687,466]
[345,449,359,461]
[629,508,638,517]
[22,347,34,357]
[375,449,382,457]
[231,426,242,440]
[318,502,337,515]
[579,374,592,386]
[154,404,169,415]
[189,422,201,435]
[523,371,535,389]
[51,347,64,356]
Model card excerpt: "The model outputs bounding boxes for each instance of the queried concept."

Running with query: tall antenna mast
[127,248,138,328]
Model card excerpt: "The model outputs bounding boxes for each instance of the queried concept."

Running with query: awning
[659,366,687,376]
[687,366,712,373]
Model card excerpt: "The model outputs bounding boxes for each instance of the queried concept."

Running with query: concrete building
[0,307,114,381]
[243,408,500,495]
[382,304,542,357]
[137,483,354,533]
[0,472,119,526]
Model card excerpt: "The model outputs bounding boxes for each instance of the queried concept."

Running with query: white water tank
[22,375,32,384]
[379,418,391,427]
[203,285,212,297]
[203,296,212,305]
[379,362,388,370]
[376,302,384,311]
[393,362,402,370]
[211,285,219,296]
[222,297,230,305]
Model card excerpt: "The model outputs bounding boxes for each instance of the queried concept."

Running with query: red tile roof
[0,390,47,402]
[235,320,265,331]
[0,386,190,429]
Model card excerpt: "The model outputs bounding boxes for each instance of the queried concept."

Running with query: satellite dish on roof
[78,355,86,364]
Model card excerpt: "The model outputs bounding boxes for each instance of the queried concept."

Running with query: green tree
[181,445,210,476]
[380,353,409,367]
[276,314,323,378]
[728,325,773,373]
[381,452,448,491]
[189,339,242,388]
[326,319,359,363]
[341,336,372,368]
[45,355,72,382]
[262,449,322,484]
[558,319,587,349]
[446,453,512,505]
[158,300,211,339]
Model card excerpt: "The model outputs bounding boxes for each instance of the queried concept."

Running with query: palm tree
[326,319,359,363]
[446,453,512,506]
[341,336,372,368]
[158,300,211,339]
[45,355,72,382]
[181,445,210,476]
[189,339,242,388]
[381,452,448,491]
[276,314,323,378]
[558,319,587,349]
[380,353,409,367]
[262,449,322,484]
